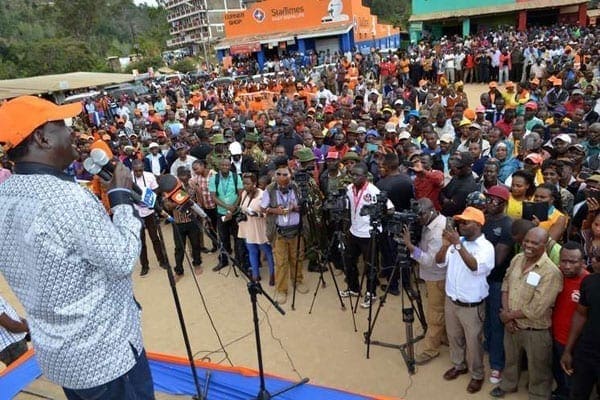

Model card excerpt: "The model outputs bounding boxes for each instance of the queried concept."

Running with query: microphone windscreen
[90,139,114,159]
[157,174,179,193]
[83,157,101,175]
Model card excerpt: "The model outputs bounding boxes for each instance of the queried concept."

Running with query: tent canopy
[0,72,136,100]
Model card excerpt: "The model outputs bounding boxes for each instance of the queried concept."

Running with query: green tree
[369,0,411,29]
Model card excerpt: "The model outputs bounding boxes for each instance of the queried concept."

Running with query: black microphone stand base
[247,281,309,400]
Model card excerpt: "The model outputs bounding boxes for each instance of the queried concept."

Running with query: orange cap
[0,96,82,150]
[453,206,485,226]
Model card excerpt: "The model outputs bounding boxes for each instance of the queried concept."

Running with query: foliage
[125,56,165,74]
[0,0,169,79]
[171,57,199,73]
[368,0,411,29]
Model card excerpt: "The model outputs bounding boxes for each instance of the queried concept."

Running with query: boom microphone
[158,174,207,218]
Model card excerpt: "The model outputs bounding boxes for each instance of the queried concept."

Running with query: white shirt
[411,214,447,281]
[437,234,495,302]
[346,182,394,238]
[170,155,198,176]
[132,171,158,218]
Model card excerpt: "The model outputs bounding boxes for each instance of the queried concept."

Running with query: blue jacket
[143,153,168,175]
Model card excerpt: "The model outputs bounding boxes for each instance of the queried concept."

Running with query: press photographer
[236,173,275,285]
[340,163,394,309]
[401,198,448,365]
[261,159,310,305]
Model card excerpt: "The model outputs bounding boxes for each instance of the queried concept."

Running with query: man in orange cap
[0,96,154,398]
[435,206,495,394]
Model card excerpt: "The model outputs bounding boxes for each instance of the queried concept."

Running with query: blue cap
[366,129,380,138]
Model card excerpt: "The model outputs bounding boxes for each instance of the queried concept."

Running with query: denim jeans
[552,339,571,399]
[63,347,154,400]
[246,242,275,280]
[484,281,505,370]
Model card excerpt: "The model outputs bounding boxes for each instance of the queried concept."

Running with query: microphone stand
[186,210,310,399]
[153,209,210,399]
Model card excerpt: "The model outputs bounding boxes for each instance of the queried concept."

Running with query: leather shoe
[466,378,483,394]
[490,387,517,398]
[212,264,227,272]
[443,367,468,381]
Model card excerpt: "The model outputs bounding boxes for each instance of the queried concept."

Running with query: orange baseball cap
[0,96,82,150]
[453,206,485,226]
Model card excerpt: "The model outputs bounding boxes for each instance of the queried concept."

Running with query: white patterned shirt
[0,164,143,389]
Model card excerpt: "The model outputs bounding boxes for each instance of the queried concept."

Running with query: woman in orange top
[346,62,359,90]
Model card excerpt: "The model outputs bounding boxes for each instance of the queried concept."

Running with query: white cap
[148,142,159,149]
[229,141,243,155]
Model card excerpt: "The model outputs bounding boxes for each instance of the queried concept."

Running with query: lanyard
[353,184,368,218]
[277,190,290,207]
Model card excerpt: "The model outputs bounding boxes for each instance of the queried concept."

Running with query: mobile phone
[446,217,455,230]
[366,143,378,153]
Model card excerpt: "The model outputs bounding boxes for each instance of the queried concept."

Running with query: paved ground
[2,83,533,400]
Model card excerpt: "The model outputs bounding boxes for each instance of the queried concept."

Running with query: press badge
[526,271,541,287]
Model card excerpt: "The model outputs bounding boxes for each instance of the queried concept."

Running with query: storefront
[409,0,587,42]
[215,0,400,69]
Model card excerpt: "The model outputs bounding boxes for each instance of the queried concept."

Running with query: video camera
[359,192,390,224]
[384,200,422,269]
[293,170,311,203]
[323,187,349,223]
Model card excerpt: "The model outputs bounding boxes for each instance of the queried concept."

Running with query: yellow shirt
[507,195,526,219]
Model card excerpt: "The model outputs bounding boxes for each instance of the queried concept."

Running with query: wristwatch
[454,244,462,250]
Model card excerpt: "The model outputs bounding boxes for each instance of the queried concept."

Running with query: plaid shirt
[190,173,216,210]
[502,252,563,330]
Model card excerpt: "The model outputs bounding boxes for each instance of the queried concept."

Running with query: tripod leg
[290,230,302,311]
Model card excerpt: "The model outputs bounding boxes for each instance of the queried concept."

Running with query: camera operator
[341,163,394,309]
[377,153,414,295]
[402,198,448,365]
[295,148,326,273]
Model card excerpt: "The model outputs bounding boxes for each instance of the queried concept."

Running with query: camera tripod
[307,218,358,331]
[365,236,427,374]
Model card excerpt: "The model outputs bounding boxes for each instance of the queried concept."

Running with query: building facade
[409,0,588,43]
[163,0,245,55]
[215,0,401,68]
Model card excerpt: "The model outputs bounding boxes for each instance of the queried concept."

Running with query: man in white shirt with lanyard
[132,160,167,276]
[340,163,394,309]
[435,206,495,394]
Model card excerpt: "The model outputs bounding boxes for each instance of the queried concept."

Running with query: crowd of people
[1,22,600,400]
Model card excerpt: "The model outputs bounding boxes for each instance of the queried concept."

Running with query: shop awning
[409,0,586,22]
[215,22,353,51]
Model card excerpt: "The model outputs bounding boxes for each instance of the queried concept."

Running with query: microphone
[158,174,207,219]
[83,147,152,206]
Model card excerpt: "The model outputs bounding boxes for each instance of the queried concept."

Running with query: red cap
[326,151,339,159]
[486,185,510,202]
